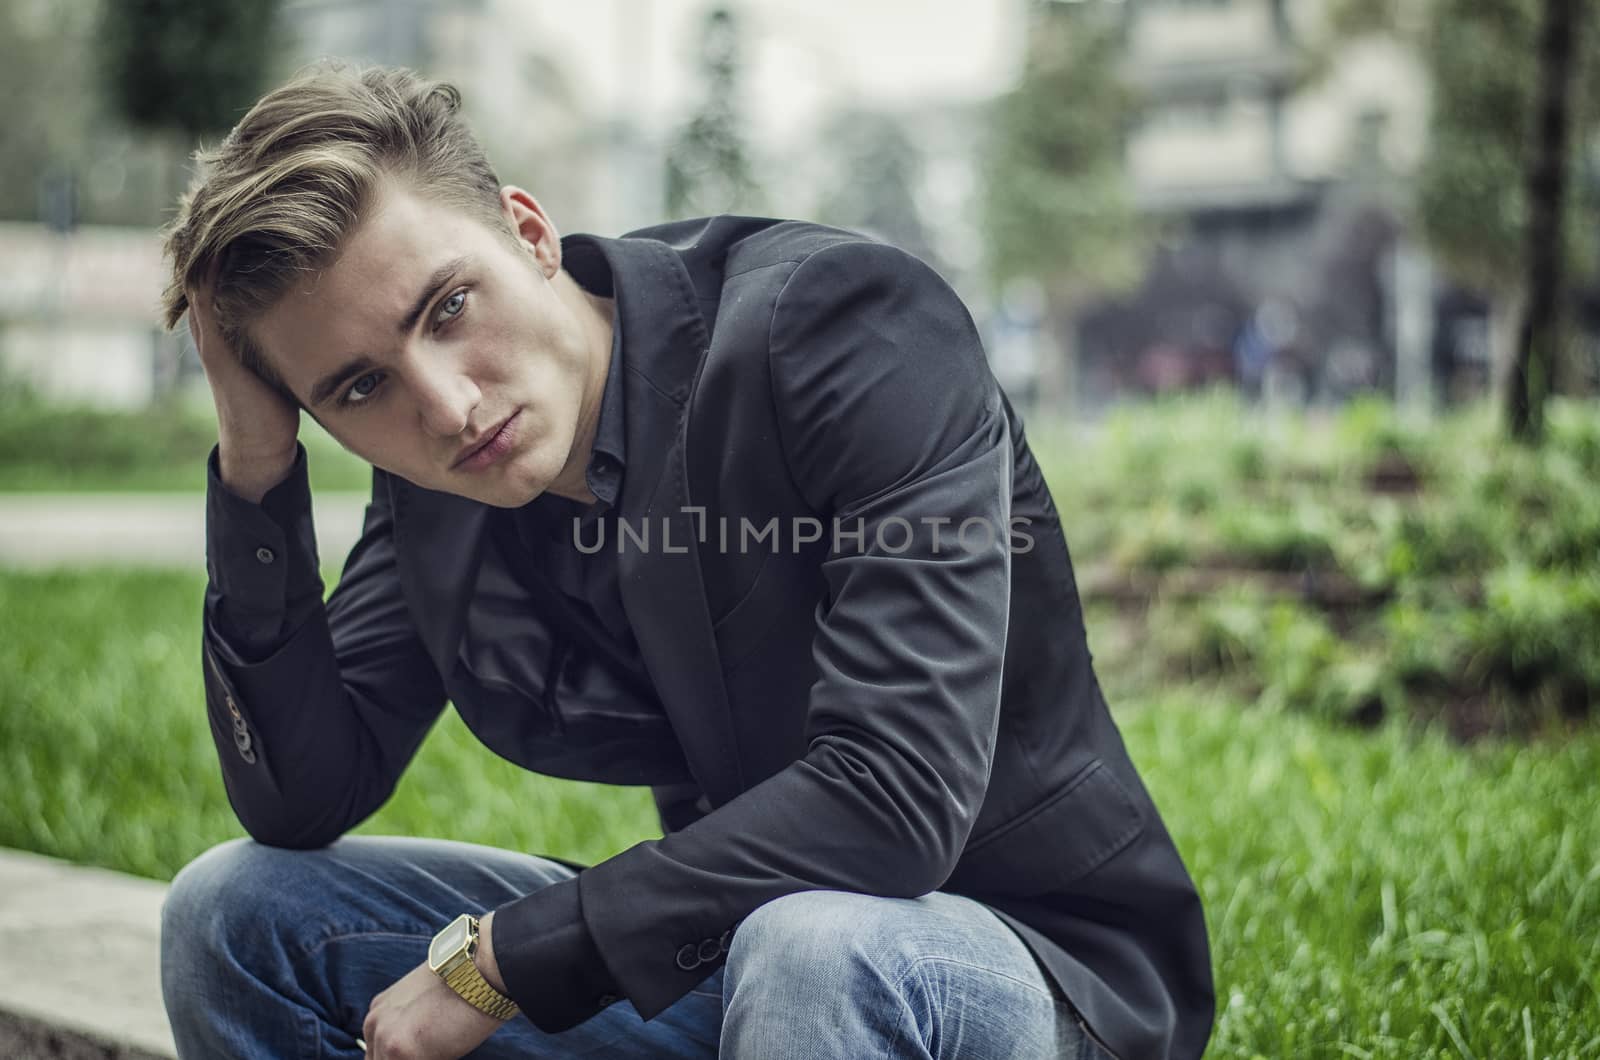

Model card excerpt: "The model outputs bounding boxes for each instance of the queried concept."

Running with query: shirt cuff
[204,443,323,660]
[492,876,619,1033]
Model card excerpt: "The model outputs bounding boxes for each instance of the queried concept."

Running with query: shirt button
[255,547,276,564]
[597,993,618,1009]
[675,943,701,971]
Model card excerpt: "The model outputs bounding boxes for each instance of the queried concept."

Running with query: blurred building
[0,223,170,407]
[1078,0,1465,411]
[282,0,608,228]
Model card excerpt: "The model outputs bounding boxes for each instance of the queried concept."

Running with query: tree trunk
[1039,293,1080,423]
[1489,288,1525,404]
[1508,0,1582,443]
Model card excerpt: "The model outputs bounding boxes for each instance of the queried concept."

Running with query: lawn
[0,391,370,492]
[3,566,1597,1058]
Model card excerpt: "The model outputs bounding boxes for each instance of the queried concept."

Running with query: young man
[159,65,1213,1059]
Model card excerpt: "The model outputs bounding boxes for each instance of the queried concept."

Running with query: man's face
[251,180,602,508]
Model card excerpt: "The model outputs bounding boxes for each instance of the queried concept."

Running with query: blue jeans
[161,836,1102,1058]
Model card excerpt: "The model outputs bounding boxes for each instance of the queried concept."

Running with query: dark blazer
[200,217,1213,1059]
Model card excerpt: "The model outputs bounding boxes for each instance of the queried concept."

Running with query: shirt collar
[581,292,626,512]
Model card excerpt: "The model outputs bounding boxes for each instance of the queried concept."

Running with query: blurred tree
[981,0,1144,415]
[99,0,285,144]
[0,2,91,224]
[0,0,192,226]
[664,5,762,219]
[1509,0,1586,442]
[812,108,942,272]
[1329,0,1600,437]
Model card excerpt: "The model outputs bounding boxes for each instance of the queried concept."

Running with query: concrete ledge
[0,850,175,1059]
[0,1007,172,1060]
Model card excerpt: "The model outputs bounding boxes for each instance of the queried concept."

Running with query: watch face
[429,915,471,970]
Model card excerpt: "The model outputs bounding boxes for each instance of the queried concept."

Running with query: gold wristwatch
[428,914,520,1021]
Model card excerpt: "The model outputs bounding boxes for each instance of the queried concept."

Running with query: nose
[412,354,481,439]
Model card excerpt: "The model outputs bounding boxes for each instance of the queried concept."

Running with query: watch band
[430,914,520,1021]
[442,955,520,1021]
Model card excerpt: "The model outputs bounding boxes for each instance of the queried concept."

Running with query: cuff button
[675,943,701,971]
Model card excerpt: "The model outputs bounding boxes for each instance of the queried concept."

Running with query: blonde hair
[161,63,504,398]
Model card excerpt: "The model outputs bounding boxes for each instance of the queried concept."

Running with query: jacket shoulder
[624,215,888,289]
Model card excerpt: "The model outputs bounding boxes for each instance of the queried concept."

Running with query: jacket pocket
[712,552,789,670]
[946,759,1146,898]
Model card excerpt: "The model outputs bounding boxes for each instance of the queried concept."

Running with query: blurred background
[2,1,1598,1057]
[4,0,1596,415]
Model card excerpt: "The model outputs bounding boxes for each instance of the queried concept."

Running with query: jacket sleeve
[201,445,447,849]
[493,239,1013,1028]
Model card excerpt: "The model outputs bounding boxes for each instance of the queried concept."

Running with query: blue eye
[435,290,467,326]
[341,372,382,406]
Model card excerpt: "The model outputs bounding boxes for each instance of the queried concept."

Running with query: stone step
[0,849,175,1059]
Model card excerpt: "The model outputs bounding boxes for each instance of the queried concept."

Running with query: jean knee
[729,891,909,983]
[162,838,317,963]
[164,838,246,934]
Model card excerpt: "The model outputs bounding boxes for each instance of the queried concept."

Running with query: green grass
[0,568,657,876]
[0,392,371,492]
[1029,394,1600,735]
[3,567,1597,1057]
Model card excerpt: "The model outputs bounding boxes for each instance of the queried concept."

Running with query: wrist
[475,910,508,995]
[216,438,298,504]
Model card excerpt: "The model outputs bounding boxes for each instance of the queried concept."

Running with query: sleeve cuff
[205,443,323,656]
[492,876,619,1033]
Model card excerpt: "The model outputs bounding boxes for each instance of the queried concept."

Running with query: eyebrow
[307,255,471,407]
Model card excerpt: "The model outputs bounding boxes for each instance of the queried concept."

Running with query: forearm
[201,448,445,846]
[202,611,411,848]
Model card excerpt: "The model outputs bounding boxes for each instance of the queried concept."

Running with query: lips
[452,410,520,470]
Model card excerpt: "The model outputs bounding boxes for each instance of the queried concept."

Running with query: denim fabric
[161,836,1100,1059]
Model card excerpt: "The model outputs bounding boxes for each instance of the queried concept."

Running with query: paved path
[0,849,175,1058]
[0,493,367,568]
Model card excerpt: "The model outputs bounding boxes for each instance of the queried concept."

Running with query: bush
[0,389,370,491]
[1044,395,1600,735]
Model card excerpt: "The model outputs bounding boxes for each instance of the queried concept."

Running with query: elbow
[818,734,987,898]
[877,786,984,899]
[234,811,344,852]
[871,830,966,899]
[219,743,388,852]
[223,781,353,852]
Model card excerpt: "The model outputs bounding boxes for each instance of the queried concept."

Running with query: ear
[499,186,561,279]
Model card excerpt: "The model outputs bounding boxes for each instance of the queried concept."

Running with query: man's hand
[361,913,512,1059]
[361,963,506,1060]
[186,273,302,503]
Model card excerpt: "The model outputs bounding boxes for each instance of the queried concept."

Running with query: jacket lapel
[394,234,746,809]
[590,235,747,809]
